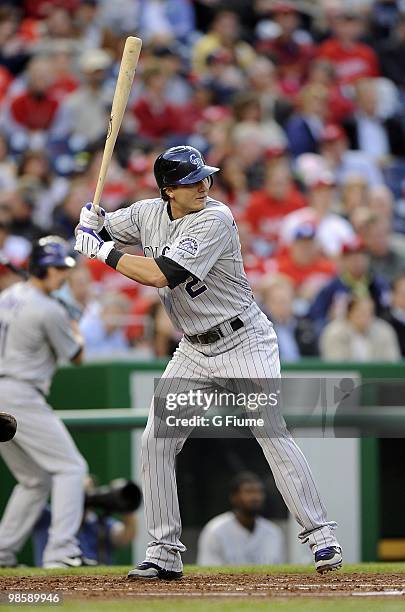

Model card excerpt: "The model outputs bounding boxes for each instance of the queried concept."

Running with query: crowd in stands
[0,0,404,362]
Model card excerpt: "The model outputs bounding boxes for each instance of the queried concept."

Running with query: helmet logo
[189,153,203,169]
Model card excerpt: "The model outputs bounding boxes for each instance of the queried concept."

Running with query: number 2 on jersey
[185,278,207,298]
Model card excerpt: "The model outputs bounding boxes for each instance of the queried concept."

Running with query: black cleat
[127,561,183,580]
[315,546,343,573]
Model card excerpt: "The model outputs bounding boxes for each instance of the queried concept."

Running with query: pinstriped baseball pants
[141,303,339,571]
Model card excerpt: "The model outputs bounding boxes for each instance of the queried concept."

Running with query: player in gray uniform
[75,146,343,577]
[0,236,89,568]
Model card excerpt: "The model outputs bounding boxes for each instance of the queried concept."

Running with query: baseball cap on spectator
[341,236,366,255]
[270,1,298,14]
[79,49,112,73]
[320,124,347,144]
[265,146,288,161]
[293,224,316,240]
[309,170,336,189]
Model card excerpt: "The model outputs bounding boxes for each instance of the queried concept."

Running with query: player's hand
[74,227,115,263]
[79,202,106,232]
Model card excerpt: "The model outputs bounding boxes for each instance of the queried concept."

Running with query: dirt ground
[1,572,405,600]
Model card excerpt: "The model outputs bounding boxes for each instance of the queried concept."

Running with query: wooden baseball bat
[93,36,142,213]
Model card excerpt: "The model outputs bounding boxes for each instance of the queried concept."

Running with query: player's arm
[74,227,191,289]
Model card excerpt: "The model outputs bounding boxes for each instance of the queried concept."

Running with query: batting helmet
[29,236,76,278]
[153,146,219,194]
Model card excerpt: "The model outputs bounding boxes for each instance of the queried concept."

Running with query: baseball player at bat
[0,236,90,568]
[75,146,342,578]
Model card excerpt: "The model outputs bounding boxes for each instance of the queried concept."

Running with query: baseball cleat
[127,561,183,580]
[43,555,98,569]
[315,546,343,573]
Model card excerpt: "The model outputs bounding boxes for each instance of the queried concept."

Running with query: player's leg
[133,343,211,577]
[0,392,87,566]
[0,440,51,566]
[213,310,341,568]
[32,410,87,566]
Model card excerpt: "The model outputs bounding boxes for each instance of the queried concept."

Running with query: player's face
[44,266,71,292]
[232,482,265,516]
[166,179,210,218]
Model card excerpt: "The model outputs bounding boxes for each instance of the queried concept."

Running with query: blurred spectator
[339,174,369,220]
[192,9,256,75]
[378,12,405,90]
[363,215,405,282]
[0,132,16,192]
[342,78,405,162]
[148,301,179,358]
[268,224,336,303]
[52,178,92,239]
[151,45,191,107]
[197,471,285,565]
[8,181,42,242]
[244,156,306,255]
[319,123,385,186]
[246,56,292,126]
[80,292,131,358]
[260,275,318,361]
[285,83,329,157]
[132,62,183,144]
[52,48,112,145]
[309,237,390,331]
[368,184,394,220]
[2,56,59,148]
[320,295,400,361]
[305,59,354,123]
[0,202,31,264]
[371,0,402,41]
[0,6,30,76]
[201,47,245,105]
[231,91,287,151]
[317,6,380,86]
[384,274,405,356]
[280,172,355,257]
[139,0,196,45]
[256,1,314,97]
[17,150,69,229]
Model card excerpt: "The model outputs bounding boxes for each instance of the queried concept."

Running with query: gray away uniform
[0,282,87,566]
[105,197,339,571]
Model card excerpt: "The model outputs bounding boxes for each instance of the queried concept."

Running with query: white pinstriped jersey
[104,197,254,335]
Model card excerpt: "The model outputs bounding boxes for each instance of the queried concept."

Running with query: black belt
[186,317,244,345]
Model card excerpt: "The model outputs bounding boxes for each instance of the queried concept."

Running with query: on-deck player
[0,237,89,568]
[75,146,343,578]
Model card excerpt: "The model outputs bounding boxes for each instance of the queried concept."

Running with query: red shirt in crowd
[268,246,336,289]
[244,187,307,243]
[10,92,59,130]
[317,39,379,85]
[133,97,181,141]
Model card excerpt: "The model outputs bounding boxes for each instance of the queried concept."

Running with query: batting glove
[79,202,106,232]
[74,227,115,263]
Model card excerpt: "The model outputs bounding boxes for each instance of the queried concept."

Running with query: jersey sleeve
[104,201,143,246]
[163,214,232,281]
[42,303,82,362]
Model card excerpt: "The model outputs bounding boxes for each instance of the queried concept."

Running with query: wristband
[105,248,124,269]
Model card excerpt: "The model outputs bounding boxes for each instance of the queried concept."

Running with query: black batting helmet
[29,236,76,279]
[153,146,219,197]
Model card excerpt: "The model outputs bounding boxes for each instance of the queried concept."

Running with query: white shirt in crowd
[197,511,285,566]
